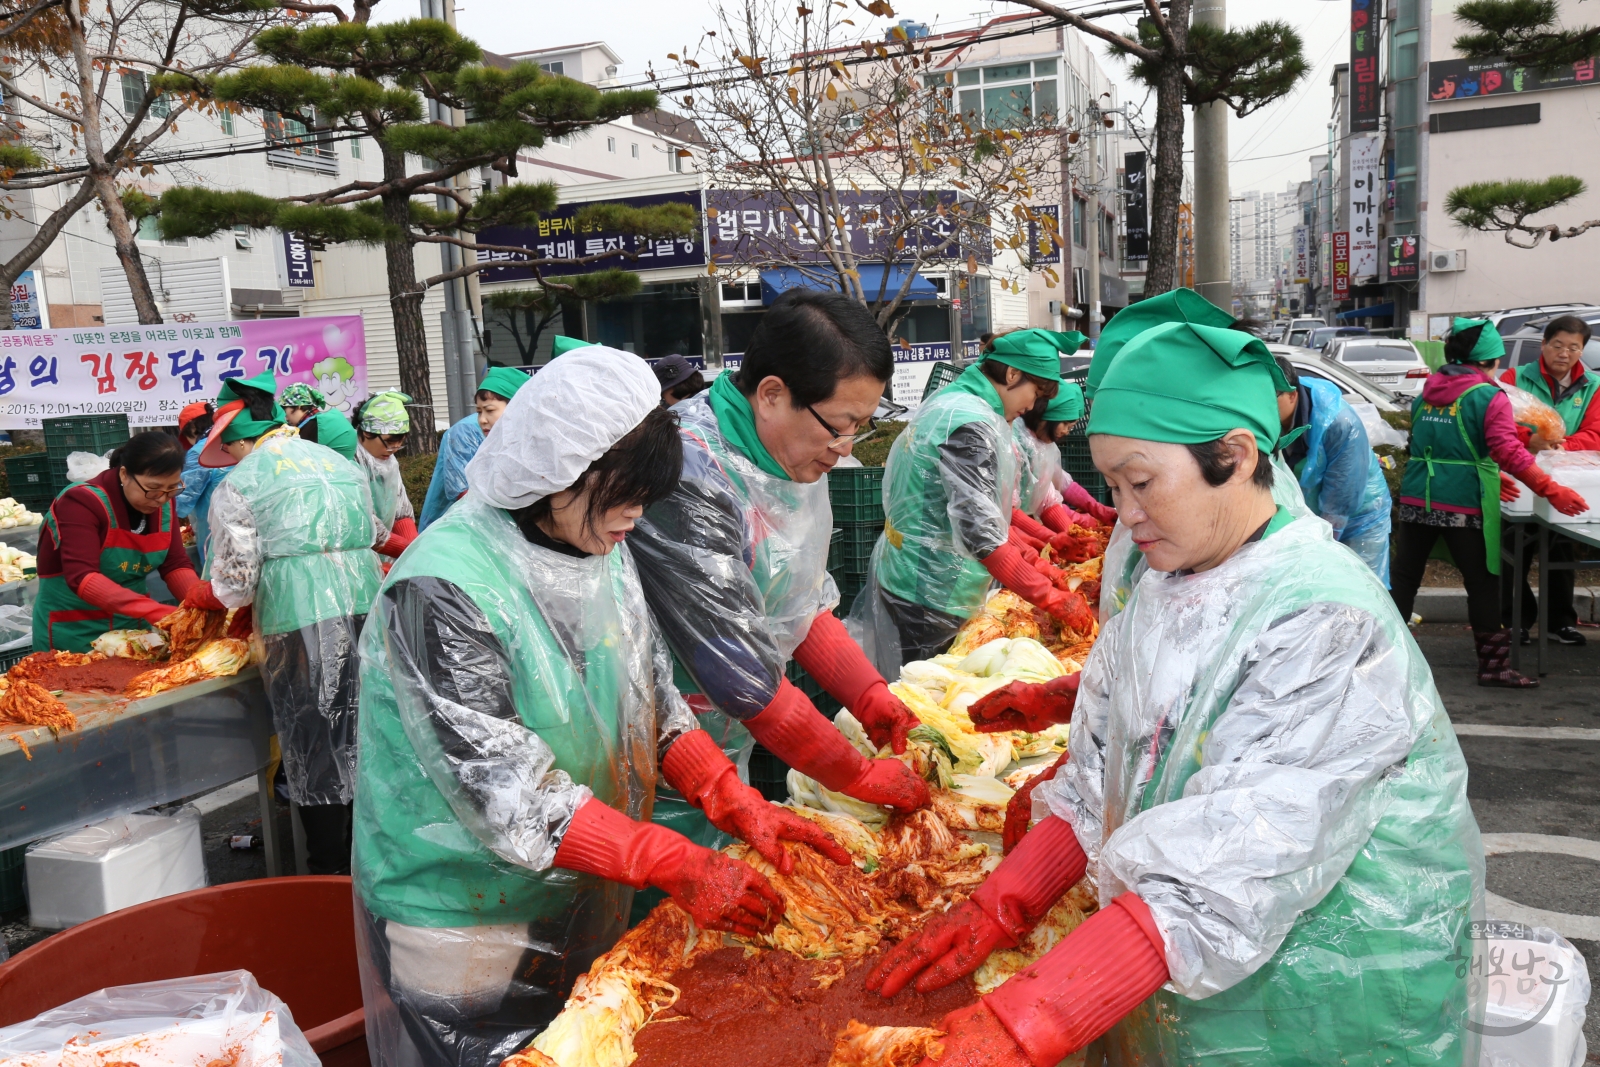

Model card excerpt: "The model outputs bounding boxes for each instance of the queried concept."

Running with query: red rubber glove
[376,516,418,557]
[1009,508,1054,543]
[179,578,227,611]
[982,542,1079,622]
[1038,587,1096,633]
[162,566,202,604]
[76,572,178,626]
[553,796,782,937]
[226,602,254,640]
[661,728,851,872]
[1038,502,1074,535]
[984,895,1169,1067]
[968,673,1080,734]
[910,1003,1032,1067]
[793,611,919,754]
[1499,472,1521,503]
[868,815,1086,996]
[744,680,930,812]
[1008,524,1046,555]
[1003,750,1068,853]
[1046,530,1097,563]
[1063,481,1116,526]
[1522,466,1590,516]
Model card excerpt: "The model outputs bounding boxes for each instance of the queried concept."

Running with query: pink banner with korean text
[0,315,366,430]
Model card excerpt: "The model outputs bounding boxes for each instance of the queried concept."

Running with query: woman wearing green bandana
[418,366,530,531]
[280,381,359,462]
[853,327,1096,676]
[1388,317,1587,688]
[1007,370,1117,561]
[185,370,383,874]
[351,390,418,558]
[872,320,1484,1067]
[628,290,930,844]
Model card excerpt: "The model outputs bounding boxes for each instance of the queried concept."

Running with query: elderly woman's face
[1092,431,1270,574]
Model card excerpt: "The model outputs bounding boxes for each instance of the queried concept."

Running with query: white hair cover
[465,346,661,510]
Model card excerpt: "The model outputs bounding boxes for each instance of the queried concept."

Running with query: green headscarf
[708,370,788,480]
[279,382,325,410]
[477,366,530,401]
[310,409,358,462]
[1087,288,1235,398]
[983,329,1078,382]
[1450,316,1505,364]
[1043,382,1085,422]
[551,335,596,358]
[359,391,413,434]
[1088,321,1290,453]
[218,370,286,443]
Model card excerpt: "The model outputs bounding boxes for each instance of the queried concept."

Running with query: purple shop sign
[706,188,988,266]
[475,192,708,283]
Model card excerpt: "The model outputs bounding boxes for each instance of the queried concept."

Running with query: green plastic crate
[829,521,879,577]
[3,453,53,507]
[828,465,885,524]
[832,571,867,614]
[43,414,129,458]
[786,658,841,717]
[921,359,962,401]
[747,745,791,803]
[1059,432,1111,504]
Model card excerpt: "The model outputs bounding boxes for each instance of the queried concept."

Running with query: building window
[1098,209,1115,258]
[539,61,564,76]
[1387,0,1421,228]
[1071,197,1086,246]
[631,143,639,158]
[233,224,253,250]
[219,107,234,136]
[955,59,1059,128]
[607,136,616,153]
[136,215,159,241]
[120,71,169,119]
[265,110,338,174]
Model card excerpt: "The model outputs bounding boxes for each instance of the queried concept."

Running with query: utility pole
[1191,0,1229,312]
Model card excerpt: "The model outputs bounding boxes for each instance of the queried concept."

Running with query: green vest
[1400,380,1502,573]
[1101,516,1481,1067]
[877,365,1019,617]
[220,433,382,635]
[353,498,658,930]
[1511,360,1600,436]
[32,483,176,652]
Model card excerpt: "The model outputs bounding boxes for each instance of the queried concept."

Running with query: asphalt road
[1415,621,1600,1062]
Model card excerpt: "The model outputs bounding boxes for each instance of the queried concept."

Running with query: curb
[1412,586,1600,625]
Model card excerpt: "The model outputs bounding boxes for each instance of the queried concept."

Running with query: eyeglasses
[806,405,878,445]
[126,472,182,501]
[1546,342,1585,356]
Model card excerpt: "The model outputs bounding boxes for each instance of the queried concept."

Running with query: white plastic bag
[1348,401,1409,449]
[1477,925,1590,1067]
[0,969,318,1067]
[64,451,110,484]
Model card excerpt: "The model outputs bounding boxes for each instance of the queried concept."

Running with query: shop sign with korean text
[1332,232,1351,298]
[1387,235,1419,280]
[1349,134,1381,282]
[0,315,366,430]
[706,188,983,266]
[475,192,707,283]
[1350,0,1381,131]
[1293,226,1310,284]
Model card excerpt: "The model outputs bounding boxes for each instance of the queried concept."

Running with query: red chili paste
[19,653,155,693]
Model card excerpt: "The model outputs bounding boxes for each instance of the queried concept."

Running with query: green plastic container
[747,745,792,803]
[43,414,129,458]
[828,465,885,525]
[785,658,841,717]
[921,360,962,401]
[1060,432,1111,504]
[829,521,879,578]
[0,844,27,915]
[3,453,53,508]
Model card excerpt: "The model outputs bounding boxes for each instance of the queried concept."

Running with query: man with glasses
[1500,314,1599,644]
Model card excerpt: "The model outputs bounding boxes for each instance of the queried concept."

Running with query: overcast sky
[448,0,1350,197]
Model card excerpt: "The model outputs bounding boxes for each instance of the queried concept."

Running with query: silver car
[1266,344,1405,413]
[1327,337,1430,398]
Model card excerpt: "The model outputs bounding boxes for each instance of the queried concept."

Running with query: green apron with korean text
[32,484,173,652]
[1399,381,1502,574]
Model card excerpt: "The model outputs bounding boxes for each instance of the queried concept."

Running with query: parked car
[1327,337,1430,398]
[1266,344,1405,413]
[1502,312,1600,375]
[1290,317,1326,331]
[1269,320,1291,342]
[1306,325,1370,352]
[1489,304,1600,337]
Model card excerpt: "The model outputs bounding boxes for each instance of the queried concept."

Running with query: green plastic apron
[32,484,173,652]
[1407,381,1502,575]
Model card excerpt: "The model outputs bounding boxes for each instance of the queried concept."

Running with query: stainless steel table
[0,668,284,875]
[1501,514,1600,675]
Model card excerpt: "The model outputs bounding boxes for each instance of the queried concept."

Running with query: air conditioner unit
[1429,249,1466,273]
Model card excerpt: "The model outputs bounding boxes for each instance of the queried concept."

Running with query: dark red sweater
[37,467,192,594]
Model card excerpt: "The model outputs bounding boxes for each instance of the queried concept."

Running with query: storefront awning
[759,265,941,305]
[1337,302,1395,321]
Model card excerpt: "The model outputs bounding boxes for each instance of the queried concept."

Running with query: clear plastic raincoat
[356,444,412,544]
[1036,511,1483,1065]
[352,346,697,1067]
[418,415,483,531]
[851,364,1020,676]
[1013,419,1069,516]
[628,389,837,844]
[207,427,382,805]
[1284,376,1392,585]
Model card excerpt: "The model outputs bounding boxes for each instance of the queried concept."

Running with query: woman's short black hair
[733,288,892,407]
[515,406,683,543]
[474,387,512,404]
[980,357,1061,400]
[112,429,186,478]
[181,409,214,443]
[1186,437,1275,490]
[1445,323,1489,365]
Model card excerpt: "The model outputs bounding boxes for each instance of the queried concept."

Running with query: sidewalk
[1414,585,1600,625]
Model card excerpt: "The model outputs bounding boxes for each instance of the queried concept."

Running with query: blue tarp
[760,265,940,305]
[1337,302,1395,321]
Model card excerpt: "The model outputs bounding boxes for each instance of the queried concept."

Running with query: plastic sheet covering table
[1502,516,1600,676]
[0,523,42,553]
[0,667,283,875]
